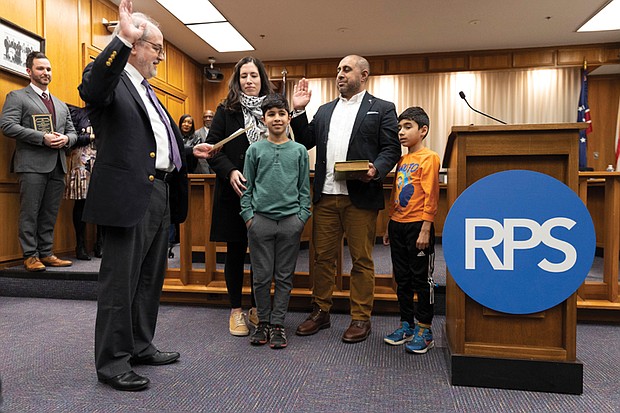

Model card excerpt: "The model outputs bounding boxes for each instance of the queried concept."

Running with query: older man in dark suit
[1,51,77,271]
[78,0,194,391]
[291,55,401,343]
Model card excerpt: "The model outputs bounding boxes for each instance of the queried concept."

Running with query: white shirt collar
[339,89,366,104]
[29,83,48,98]
[123,63,144,85]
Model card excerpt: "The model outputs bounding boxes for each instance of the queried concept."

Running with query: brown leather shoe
[296,306,330,336]
[342,320,371,343]
[24,257,46,272]
[39,255,72,267]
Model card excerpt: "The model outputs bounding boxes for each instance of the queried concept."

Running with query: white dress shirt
[123,63,173,171]
[322,90,365,195]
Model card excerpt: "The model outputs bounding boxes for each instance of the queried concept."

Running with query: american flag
[577,68,592,170]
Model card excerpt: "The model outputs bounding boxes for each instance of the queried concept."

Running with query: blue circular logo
[443,170,595,314]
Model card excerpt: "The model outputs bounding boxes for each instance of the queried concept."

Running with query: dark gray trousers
[17,161,65,258]
[248,214,305,326]
[95,179,169,379]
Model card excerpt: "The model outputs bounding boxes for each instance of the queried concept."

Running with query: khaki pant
[311,195,378,320]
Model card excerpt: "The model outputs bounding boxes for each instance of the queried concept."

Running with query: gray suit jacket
[195,126,208,142]
[0,85,77,173]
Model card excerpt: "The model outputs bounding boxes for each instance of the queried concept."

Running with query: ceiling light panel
[578,0,620,32]
[156,0,225,24]
[188,22,255,52]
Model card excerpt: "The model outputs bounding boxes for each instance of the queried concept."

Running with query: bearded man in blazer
[78,0,191,392]
[0,51,77,272]
[291,55,401,343]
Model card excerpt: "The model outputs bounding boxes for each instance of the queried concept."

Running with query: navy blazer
[291,91,401,210]
[78,36,188,227]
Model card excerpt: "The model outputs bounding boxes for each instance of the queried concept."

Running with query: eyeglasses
[139,39,165,58]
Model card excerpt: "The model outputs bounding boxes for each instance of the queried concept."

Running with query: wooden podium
[442,123,586,394]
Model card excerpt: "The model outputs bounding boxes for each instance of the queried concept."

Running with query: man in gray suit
[192,109,214,173]
[1,51,77,271]
[195,109,214,142]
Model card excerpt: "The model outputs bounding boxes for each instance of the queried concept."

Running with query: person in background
[78,0,200,391]
[290,55,401,343]
[0,51,77,272]
[65,104,103,260]
[241,94,311,349]
[195,109,214,142]
[191,109,214,173]
[167,113,197,258]
[194,56,273,336]
[382,106,440,354]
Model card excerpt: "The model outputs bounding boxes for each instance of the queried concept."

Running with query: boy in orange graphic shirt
[383,106,440,354]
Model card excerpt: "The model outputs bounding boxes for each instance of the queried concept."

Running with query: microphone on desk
[458,91,507,125]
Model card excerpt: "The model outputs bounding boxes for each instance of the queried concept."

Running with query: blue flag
[577,69,592,170]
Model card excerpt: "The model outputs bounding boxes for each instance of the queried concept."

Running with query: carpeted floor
[0,297,619,413]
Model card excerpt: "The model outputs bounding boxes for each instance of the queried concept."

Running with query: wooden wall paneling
[90,0,116,52]
[203,67,233,110]
[367,57,385,75]
[512,49,555,68]
[0,72,28,183]
[0,0,41,37]
[165,44,184,93]
[306,59,339,78]
[182,57,204,123]
[557,46,604,66]
[44,0,81,105]
[164,43,183,86]
[0,186,22,261]
[267,63,305,79]
[166,94,186,128]
[428,55,468,72]
[469,53,512,70]
[587,76,620,171]
[602,46,620,63]
[386,56,426,74]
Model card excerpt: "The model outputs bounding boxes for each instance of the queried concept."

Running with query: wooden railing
[163,172,619,319]
[577,172,620,317]
[161,174,407,307]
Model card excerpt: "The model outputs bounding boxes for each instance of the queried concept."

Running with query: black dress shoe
[76,246,91,261]
[93,243,103,258]
[99,371,149,391]
[132,351,180,366]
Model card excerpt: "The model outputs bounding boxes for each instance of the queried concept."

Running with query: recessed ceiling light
[578,0,620,32]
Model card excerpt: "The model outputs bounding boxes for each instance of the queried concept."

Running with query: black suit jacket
[291,91,401,210]
[205,105,250,242]
[78,36,188,227]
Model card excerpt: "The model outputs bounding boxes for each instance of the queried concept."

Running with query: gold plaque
[32,114,54,133]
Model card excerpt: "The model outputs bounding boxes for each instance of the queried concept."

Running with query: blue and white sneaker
[405,325,434,354]
[383,321,415,346]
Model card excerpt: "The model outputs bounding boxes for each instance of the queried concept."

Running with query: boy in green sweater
[240,94,311,349]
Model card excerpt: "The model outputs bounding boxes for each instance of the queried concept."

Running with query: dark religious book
[334,160,369,180]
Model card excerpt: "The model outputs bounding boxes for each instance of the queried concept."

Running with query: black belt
[155,170,173,183]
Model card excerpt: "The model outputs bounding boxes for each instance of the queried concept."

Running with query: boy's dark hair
[261,93,290,114]
[398,106,430,139]
[26,51,47,70]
